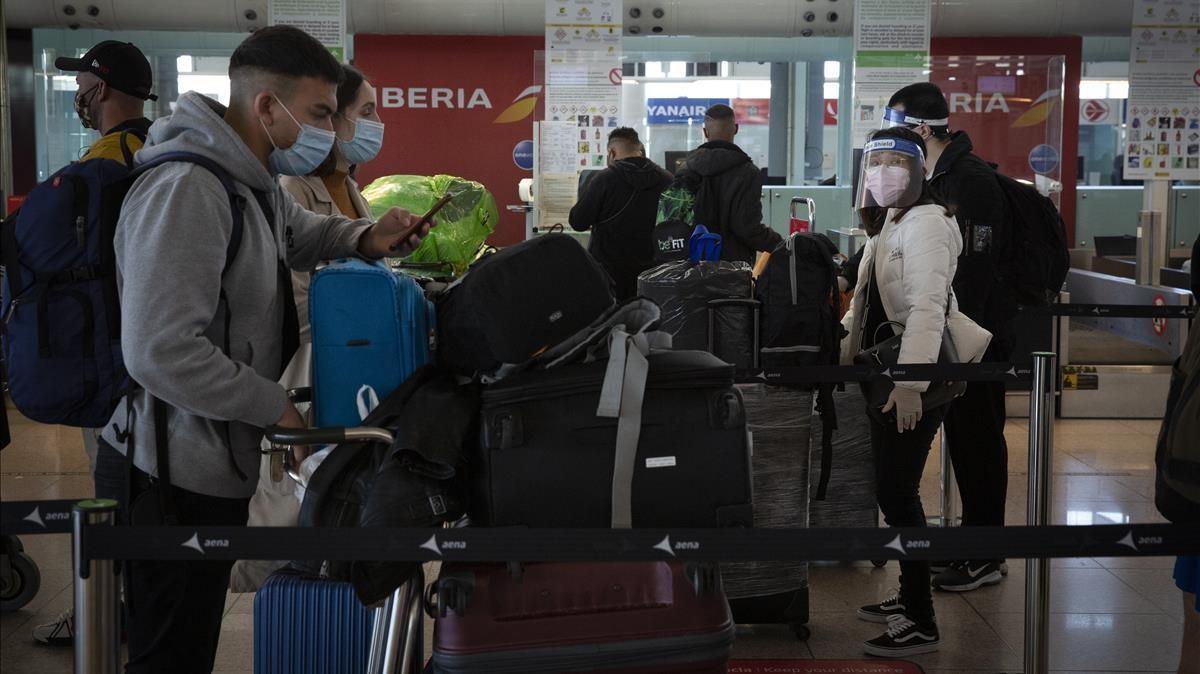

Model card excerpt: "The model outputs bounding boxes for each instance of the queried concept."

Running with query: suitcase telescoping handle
[789,197,815,234]
[706,298,762,370]
[263,426,396,447]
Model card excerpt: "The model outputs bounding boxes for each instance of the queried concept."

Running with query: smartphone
[389,192,453,251]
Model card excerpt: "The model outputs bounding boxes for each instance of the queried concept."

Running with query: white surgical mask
[337,118,385,165]
[865,165,911,207]
[260,95,336,176]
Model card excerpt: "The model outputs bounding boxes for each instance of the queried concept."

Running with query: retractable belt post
[73,499,120,674]
[1025,352,1057,674]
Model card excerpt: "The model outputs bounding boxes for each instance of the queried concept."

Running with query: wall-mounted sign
[269,0,347,61]
[733,98,770,125]
[1124,0,1200,180]
[646,98,731,125]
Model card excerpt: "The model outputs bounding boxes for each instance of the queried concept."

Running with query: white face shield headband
[882,106,949,130]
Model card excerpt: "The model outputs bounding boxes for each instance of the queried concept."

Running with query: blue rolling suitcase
[253,571,374,674]
[309,259,435,427]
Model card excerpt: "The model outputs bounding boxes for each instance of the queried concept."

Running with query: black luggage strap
[128,152,251,484]
[0,208,23,300]
[152,397,180,525]
[248,190,300,377]
[814,384,836,501]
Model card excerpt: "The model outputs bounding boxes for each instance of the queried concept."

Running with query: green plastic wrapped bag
[361,174,498,275]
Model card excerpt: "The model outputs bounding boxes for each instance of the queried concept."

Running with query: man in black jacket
[886,82,1017,592]
[570,128,672,299]
[675,104,782,265]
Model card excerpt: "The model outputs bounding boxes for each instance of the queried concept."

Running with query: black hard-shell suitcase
[473,349,753,528]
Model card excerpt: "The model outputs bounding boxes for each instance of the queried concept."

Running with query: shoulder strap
[117,132,136,168]
[129,152,253,488]
[132,152,246,275]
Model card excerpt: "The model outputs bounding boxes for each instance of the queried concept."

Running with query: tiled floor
[0,405,1188,674]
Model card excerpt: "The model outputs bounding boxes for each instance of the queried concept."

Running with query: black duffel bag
[436,234,616,379]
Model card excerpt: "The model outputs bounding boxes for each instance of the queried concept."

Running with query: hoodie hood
[684,140,753,177]
[136,91,277,192]
[612,156,673,191]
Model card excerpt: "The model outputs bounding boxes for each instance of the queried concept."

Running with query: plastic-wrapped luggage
[637,260,755,368]
[309,259,434,428]
[724,385,812,637]
[360,174,498,276]
[428,561,734,673]
[808,386,878,529]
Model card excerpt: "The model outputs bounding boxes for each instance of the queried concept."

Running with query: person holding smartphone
[231,63,387,594]
[282,63,385,341]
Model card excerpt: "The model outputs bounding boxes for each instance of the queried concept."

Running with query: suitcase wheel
[685,562,721,595]
[432,577,472,618]
[872,560,887,568]
[790,623,811,641]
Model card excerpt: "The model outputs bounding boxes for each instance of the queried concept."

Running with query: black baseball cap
[55,41,158,102]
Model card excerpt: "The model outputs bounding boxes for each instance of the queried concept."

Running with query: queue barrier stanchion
[1025,352,1057,674]
[72,499,120,674]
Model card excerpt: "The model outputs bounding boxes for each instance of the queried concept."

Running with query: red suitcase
[428,561,734,673]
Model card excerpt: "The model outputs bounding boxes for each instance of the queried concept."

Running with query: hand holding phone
[388,192,453,252]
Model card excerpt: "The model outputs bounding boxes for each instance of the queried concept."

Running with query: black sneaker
[856,592,906,623]
[863,614,940,657]
[932,560,1004,592]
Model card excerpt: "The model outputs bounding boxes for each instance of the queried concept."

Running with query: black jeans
[94,441,250,674]
[869,403,948,626]
[942,378,1009,532]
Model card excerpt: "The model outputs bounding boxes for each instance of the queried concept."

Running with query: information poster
[851,0,931,148]
[1124,0,1200,180]
[540,0,623,228]
[269,0,347,61]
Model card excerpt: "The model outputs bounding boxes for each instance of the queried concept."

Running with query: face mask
[865,165,911,207]
[75,85,99,130]
[259,95,336,176]
[336,118,385,165]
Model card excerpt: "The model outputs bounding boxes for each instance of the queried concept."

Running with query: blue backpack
[1,151,247,428]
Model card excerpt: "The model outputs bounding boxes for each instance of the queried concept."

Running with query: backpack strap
[128,152,252,492]
[118,131,136,168]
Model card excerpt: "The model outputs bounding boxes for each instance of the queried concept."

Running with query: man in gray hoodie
[92,26,428,672]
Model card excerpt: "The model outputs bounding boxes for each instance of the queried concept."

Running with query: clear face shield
[854,137,927,211]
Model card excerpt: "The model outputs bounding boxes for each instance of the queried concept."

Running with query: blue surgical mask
[260,95,336,176]
[337,118,385,165]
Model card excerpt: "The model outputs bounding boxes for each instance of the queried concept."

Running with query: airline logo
[942,88,1060,129]
[494,86,543,124]
[379,84,542,125]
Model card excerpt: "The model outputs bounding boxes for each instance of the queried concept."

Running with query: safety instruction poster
[535,122,582,227]
[540,0,623,228]
[1124,0,1200,180]
[851,0,931,148]
[268,0,347,61]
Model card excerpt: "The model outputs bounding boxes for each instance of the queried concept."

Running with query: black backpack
[755,231,843,499]
[756,232,842,370]
[994,173,1070,306]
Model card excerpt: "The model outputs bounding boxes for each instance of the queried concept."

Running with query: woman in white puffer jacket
[840,127,991,658]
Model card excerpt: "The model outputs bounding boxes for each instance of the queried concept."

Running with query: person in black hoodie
[885,82,1017,592]
[570,127,672,299]
[675,104,782,265]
